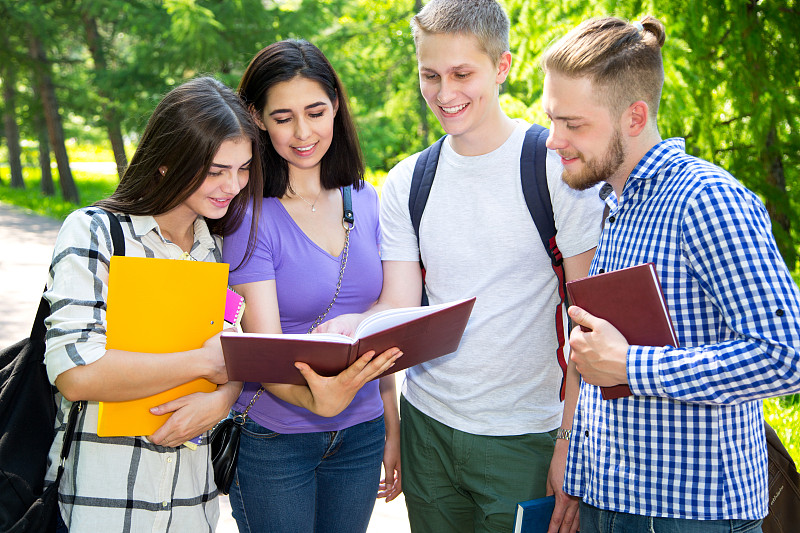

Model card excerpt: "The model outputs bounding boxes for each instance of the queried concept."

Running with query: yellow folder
[98,256,228,437]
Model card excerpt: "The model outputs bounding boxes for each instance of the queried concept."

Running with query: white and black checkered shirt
[565,138,800,520]
[44,207,222,532]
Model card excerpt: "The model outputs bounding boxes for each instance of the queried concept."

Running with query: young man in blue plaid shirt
[541,15,800,533]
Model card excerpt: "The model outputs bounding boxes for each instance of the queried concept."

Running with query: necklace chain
[288,183,322,212]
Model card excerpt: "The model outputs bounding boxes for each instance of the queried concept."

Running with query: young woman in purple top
[221,40,402,532]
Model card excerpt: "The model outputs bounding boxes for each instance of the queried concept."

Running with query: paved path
[0,201,410,533]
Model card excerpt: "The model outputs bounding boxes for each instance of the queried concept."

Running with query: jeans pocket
[239,416,280,439]
[731,518,762,533]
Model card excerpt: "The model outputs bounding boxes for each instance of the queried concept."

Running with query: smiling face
[417,31,510,148]
[181,136,252,220]
[258,76,337,178]
[542,72,628,191]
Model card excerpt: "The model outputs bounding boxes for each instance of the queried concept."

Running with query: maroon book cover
[565,263,678,400]
[220,297,476,385]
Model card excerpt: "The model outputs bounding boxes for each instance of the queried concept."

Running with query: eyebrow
[268,102,327,116]
[420,63,474,73]
[210,157,253,169]
[548,113,585,122]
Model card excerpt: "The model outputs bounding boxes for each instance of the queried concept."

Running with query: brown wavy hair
[95,76,263,246]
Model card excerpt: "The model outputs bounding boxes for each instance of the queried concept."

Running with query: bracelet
[556,428,571,441]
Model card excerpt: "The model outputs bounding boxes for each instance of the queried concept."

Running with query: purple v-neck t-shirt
[222,185,384,433]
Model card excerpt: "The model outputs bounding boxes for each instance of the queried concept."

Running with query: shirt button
[598,269,605,274]
[162,501,169,508]
[585,430,589,437]
[776,308,785,316]
[167,457,173,463]
[608,216,616,223]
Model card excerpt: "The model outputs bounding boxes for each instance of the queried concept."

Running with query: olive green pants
[400,395,557,533]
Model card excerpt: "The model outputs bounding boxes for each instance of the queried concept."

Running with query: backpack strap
[520,124,569,401]
[410,135,447,243]
[409,135,447,306]
[49,209,125,485]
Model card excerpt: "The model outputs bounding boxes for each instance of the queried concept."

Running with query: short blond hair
[411,0,510,64]
[542,16,666,119]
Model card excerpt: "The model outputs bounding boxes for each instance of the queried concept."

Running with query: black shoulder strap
[520,124,569,401]
[342,186,354,226]
[102,209,125,257]
[409,135,447,242]
[54,209,126,483]
[409,135,447,306]
[520,124,557,263]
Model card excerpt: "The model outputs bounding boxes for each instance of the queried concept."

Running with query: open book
[566,262,678,400]
[220,297,476,385]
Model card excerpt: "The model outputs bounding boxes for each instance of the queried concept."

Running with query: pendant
[311,206,316,212]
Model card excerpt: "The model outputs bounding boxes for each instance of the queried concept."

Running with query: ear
[496,51,512,84]
[332,91,339,117]
[249,105,267,131]
[625,101,649,137]
[158,166,167,176]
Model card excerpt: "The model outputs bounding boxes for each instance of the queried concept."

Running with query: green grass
[2,153,800,464]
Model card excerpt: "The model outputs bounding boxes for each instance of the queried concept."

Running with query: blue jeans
[580,502,763,533]
[229,414,385,533]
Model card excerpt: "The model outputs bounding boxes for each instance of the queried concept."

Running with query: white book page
[352,298,472,340]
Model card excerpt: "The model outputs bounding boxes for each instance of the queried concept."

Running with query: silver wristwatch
[556,428,572,441]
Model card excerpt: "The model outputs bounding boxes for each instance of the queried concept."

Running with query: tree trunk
[29,32,79,204]
[2,73,25,189]
[35,105,54,196]
[82,13,127,179]
[764,125,795,266]
[1,31,24,189]
[414,0,429,147]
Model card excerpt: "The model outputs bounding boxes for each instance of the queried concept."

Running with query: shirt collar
[627,137,686,185]
[129,214,218,257]
[600,138,687,209]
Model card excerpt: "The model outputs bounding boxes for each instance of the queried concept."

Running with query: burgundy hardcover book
[565,263,678,400]
[220,297,476,385]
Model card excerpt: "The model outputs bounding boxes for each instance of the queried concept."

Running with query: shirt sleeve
[44,209,116,384]
[379,154,422,262]
[223,200,277,286]
[627,182,800,403]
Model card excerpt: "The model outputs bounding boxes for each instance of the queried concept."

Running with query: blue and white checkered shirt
[564,138,800,520]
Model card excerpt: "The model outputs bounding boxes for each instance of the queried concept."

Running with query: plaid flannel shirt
[44,207,222,532]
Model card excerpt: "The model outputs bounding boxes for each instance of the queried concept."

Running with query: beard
[561,128,626,191]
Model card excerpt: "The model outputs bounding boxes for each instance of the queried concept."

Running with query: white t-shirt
[380,121,605,435]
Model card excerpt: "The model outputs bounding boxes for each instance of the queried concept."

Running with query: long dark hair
[238,40,364,197]
[95,76,263,242]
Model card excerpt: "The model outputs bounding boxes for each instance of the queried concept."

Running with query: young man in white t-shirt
[318,1,603,531]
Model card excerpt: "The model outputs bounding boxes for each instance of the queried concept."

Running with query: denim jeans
[229,414,385,533]
[580,502,763,533]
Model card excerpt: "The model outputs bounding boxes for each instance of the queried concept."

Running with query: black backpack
[764,420,800,533]
[409,124,569,400]
[0,209,123,532]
